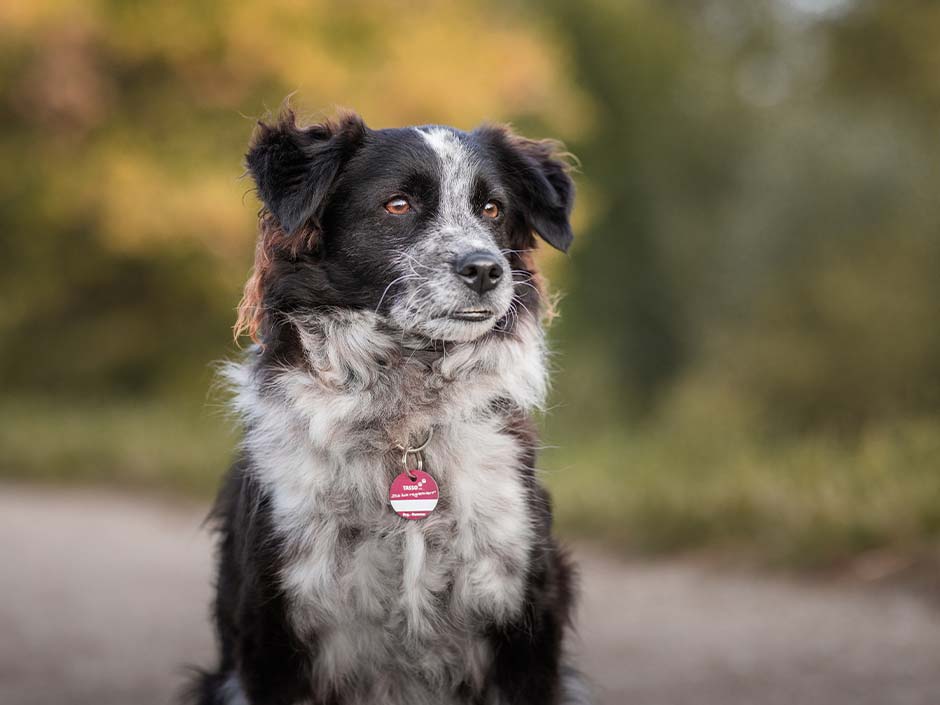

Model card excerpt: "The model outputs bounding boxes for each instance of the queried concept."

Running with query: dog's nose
[454,251,504,295]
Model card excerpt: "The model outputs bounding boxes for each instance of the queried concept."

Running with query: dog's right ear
[236,110,366,345]
[246,110,367,237]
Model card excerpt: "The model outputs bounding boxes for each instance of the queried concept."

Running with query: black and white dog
[188,109,590,705]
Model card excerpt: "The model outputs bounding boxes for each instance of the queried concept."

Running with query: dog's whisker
[514,298,534,320]
[375,273,421,313]
[395,249,439,274]
[400,281,427,319]
[513,281,544,302]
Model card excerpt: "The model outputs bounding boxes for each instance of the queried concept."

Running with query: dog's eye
[482,201,500,219]
[385,197,411,215]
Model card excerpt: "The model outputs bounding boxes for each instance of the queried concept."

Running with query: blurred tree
[825,0,940,123]
[0,0,580,399]
[541,0,940,432]
[540,0,762,417]
[2,0,939,559]
[543,1,687,415]
[702,0,940,431]
[1,0,937,435]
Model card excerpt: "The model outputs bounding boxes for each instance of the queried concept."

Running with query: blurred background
[1,1,939,703]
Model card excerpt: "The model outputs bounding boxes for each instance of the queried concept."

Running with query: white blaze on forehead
[416,126,478,226]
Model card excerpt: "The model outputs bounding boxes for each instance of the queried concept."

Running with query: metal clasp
[394,427,434,481]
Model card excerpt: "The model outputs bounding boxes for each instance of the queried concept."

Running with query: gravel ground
[1,485,939,705]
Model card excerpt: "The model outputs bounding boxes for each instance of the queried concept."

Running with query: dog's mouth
[448,308,494,323]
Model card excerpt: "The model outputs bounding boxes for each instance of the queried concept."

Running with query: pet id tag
[389,468,440,520]
[389,428,439,520]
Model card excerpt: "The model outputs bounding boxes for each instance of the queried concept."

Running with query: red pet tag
[389,428,438,520]
[388,469,440,520]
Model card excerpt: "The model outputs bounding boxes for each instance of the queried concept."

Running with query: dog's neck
[226,310,547,457]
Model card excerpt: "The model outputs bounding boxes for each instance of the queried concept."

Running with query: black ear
[246,110,366,236]
[476,126,576,253]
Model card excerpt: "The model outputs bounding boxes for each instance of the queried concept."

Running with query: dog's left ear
[476,126,576,253]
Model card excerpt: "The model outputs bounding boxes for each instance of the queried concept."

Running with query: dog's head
[236,110,574,348]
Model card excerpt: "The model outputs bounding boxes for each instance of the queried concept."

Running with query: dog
[187,109,591,705]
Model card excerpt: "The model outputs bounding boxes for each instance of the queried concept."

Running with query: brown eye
[385,197,411,215]
[482,201,500,219]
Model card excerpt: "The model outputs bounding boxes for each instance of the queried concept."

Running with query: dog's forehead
[414,126,473,166]
[352,126,435,168]
[414,126,479,215]
[360,125,490,180]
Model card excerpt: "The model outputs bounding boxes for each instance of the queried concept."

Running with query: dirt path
[1,486,938,705]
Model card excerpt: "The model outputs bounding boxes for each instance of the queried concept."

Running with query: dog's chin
[405,314,499,344]
[388,306,508,345]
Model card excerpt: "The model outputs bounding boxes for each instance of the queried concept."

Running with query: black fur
[203,460,314,704]
[473,126,576,253]
[246,113,367,236]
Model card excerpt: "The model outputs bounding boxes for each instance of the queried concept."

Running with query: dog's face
[239,112,574,346]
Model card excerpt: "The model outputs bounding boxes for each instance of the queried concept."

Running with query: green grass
[0,398,233,497]
[1,397,938,570]
[542,417,940,569]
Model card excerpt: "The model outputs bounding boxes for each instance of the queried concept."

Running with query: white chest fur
[225,312,547,703]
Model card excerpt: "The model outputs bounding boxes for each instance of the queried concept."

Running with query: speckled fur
[222,313,546,703]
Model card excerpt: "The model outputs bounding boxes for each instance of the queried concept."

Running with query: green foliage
[0,0,576,398]
[547,0,940,432]
[1,0,938,567]
[0,398,233,497]
[544,413,940,568]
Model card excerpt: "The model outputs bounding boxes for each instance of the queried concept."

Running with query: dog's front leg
[233,602,313,705]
